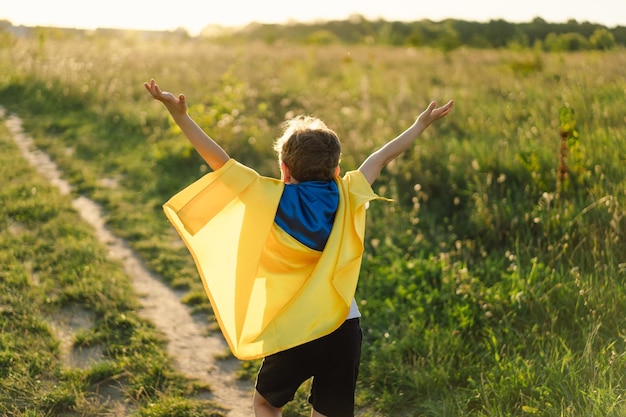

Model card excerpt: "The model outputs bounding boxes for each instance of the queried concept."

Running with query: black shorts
[255,318,362,417]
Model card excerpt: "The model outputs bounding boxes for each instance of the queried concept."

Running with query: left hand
[144,79,188,116]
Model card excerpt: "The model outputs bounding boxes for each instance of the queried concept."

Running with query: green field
[1,34,625,416]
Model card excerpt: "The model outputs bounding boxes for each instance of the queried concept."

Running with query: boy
[144,79,453,417]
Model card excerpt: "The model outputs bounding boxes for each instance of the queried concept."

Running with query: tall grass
[0,35,624,416]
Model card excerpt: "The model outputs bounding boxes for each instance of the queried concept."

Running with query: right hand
[415,100,454,128]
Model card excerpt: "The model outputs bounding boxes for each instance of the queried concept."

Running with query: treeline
[2,16,624,52]
[213,16,625,51]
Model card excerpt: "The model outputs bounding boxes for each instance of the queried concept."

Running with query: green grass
[0,35,625,416]
[0,119,224,415]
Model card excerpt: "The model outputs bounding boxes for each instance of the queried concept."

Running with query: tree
[544,32,589,51]
[306,30,339,45]
[590,28,616,50]
[485,19,517,48]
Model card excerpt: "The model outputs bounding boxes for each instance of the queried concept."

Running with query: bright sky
[2,0,624,35]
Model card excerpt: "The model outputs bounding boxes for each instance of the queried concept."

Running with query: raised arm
[144,79,230,171]
[358,100,454,185]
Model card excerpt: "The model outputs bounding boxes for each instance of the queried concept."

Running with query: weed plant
[0,36,625,416]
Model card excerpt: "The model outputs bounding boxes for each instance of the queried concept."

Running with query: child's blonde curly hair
[273,115,342,182]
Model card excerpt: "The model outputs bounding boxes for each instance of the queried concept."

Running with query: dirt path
[2,108,255,417]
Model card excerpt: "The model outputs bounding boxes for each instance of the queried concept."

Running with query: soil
[3,108,254,417]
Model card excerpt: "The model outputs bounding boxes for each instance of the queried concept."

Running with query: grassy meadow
[1,34,625,416]
[0,118,224,415]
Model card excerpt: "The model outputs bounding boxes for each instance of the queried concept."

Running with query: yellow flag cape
[163,159,380,360]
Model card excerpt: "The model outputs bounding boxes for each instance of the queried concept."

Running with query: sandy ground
[3,108,255,417]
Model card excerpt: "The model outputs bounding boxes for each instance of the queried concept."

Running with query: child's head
[274,115,341,182]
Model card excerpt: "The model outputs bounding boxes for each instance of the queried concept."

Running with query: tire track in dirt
[2,108,254,417]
